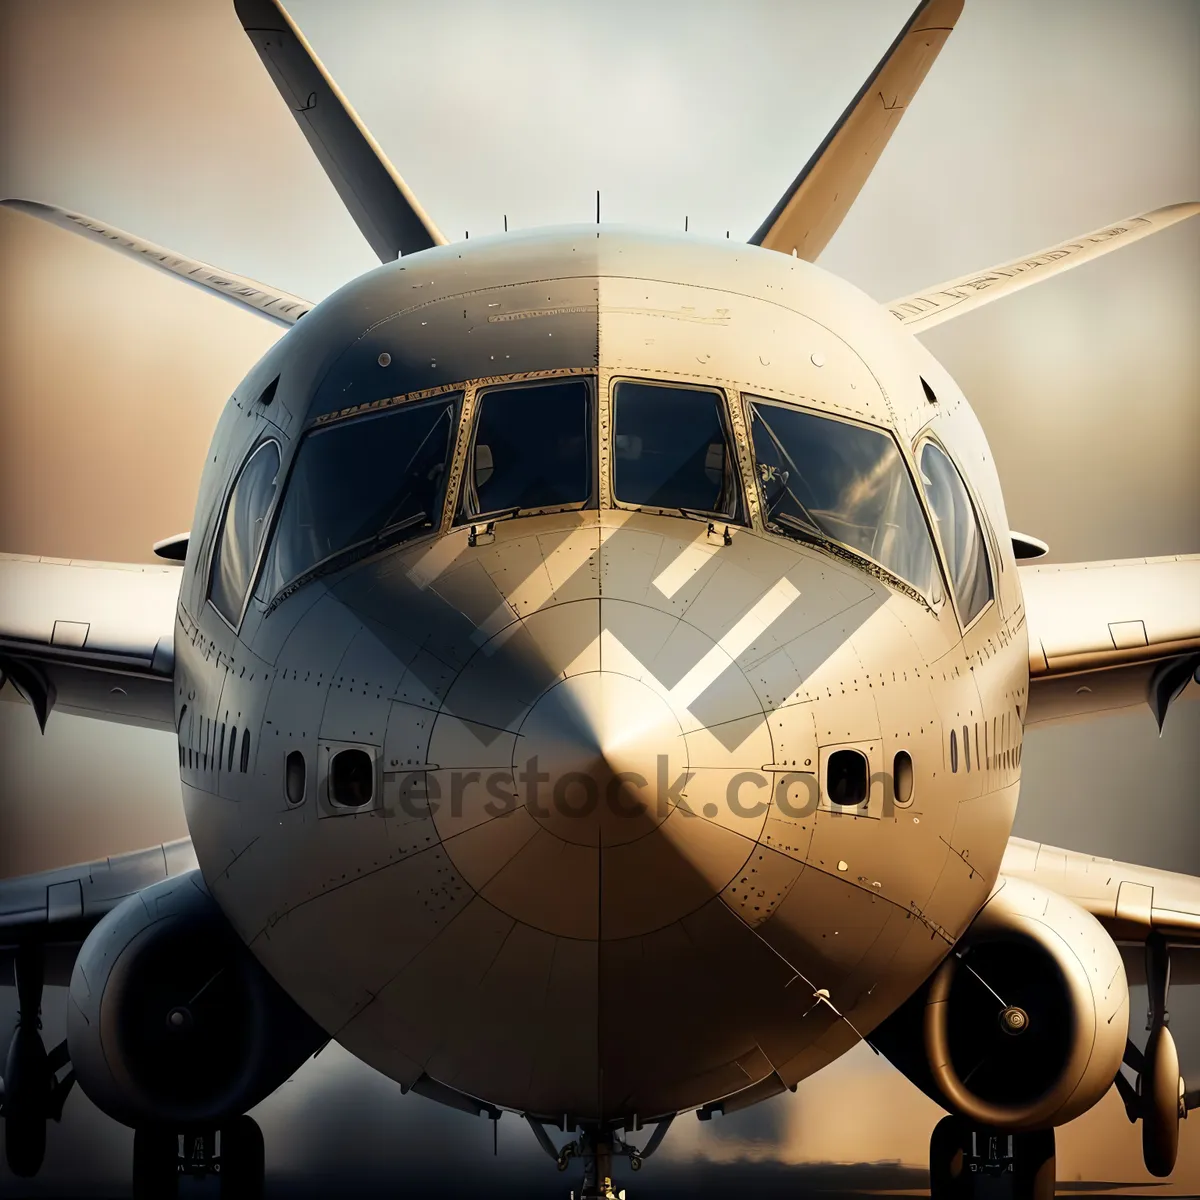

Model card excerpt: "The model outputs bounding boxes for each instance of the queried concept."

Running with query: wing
[1,199,313,327]
[0,555,181,732]
[1003,838,1200,954]
[1021,555,1200,731]
[235,0,446,261]
[749,0,963,260]
[0,840,197,983]
[886,202,1200,334]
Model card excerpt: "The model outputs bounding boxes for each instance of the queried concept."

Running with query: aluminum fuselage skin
[173,228,1027,1124]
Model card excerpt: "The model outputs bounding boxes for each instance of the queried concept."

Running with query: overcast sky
[1,0,1198,1194]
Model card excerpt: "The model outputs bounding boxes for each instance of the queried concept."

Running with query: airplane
[1,0,1198,1197]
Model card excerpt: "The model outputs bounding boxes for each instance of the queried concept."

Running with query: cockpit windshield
[459,378,592,520]
[611,381,740,519]
[260,395,457,597]
[747,397,938,596]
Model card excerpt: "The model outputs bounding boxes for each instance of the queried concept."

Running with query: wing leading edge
[1021,555,1200,731]
[1003,838,1200,949]
[0,840,197,941]
[0,555,181,732]
[887,202,1200,334]
[1,199,314,327]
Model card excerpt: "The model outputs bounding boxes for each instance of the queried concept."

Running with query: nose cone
[427,590,783,942]
[518,672,683,847]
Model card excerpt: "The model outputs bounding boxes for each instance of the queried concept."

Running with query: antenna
[503,215,508,232]
[684,215,689,232]
[596,190,600,224]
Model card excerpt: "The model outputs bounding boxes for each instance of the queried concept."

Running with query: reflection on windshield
[460,379,591,519]
[919,441,993,624]
[209,440,280,624]
[611,381,739,518]
[748,398,937,595]
[261,396,456,596]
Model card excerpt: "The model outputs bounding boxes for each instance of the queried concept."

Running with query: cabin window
[262,395,457,596]
[747,397,937,595]
[918,441,994,626]
[239,728,251,773]
[285,750,306,805]
[227,726,237,773]
[209,440,281,626]
[893,750,914,804]
[460,378,592,520]
[611,381,740,520]
[950,728,958,773]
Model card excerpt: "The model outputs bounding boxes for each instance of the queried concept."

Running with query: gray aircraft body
[1,1,1199,1197]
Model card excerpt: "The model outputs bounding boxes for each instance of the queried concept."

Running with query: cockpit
[209,375,977,625]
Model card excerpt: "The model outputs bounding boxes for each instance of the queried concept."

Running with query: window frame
[453,374,598,526]
[606,377,747,526]
[205,435,283,634]
[913,432,997,633]
[253,392,463,608]
[742,394,946,606]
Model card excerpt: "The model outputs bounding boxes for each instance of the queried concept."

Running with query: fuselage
[172,227,1027,1123]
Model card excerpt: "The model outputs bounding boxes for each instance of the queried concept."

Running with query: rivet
[377,352,391,367]
[811,352,825,367]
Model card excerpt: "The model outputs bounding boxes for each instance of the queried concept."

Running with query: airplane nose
[425,592,786,943]
[516,671,684,847]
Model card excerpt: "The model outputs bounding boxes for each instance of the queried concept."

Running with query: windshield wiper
[374,510,430,549]
[773,511,836,551]
[470,505,521,524]
[264,514,434,614]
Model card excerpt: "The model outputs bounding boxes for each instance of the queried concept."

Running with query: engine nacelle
[874,876,1129,1131]
[67,870,325,1129]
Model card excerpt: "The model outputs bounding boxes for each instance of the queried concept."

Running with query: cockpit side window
[459,378,592,520]
[747,397,937,596]
[208,439,281,626]
[260,395,457,598]
[918,440,994,626]
[611,381,741,521]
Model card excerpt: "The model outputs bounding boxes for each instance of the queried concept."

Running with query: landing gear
[526,1114,673,1198]
[1112,934,1198,1177]
[0,945,75,1178]
[929,1116,1055,1200]
[130,1116,265,1200]
[575,1128,620,1200]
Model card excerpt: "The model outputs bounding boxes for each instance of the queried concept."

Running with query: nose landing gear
[526,1114,673,1199]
